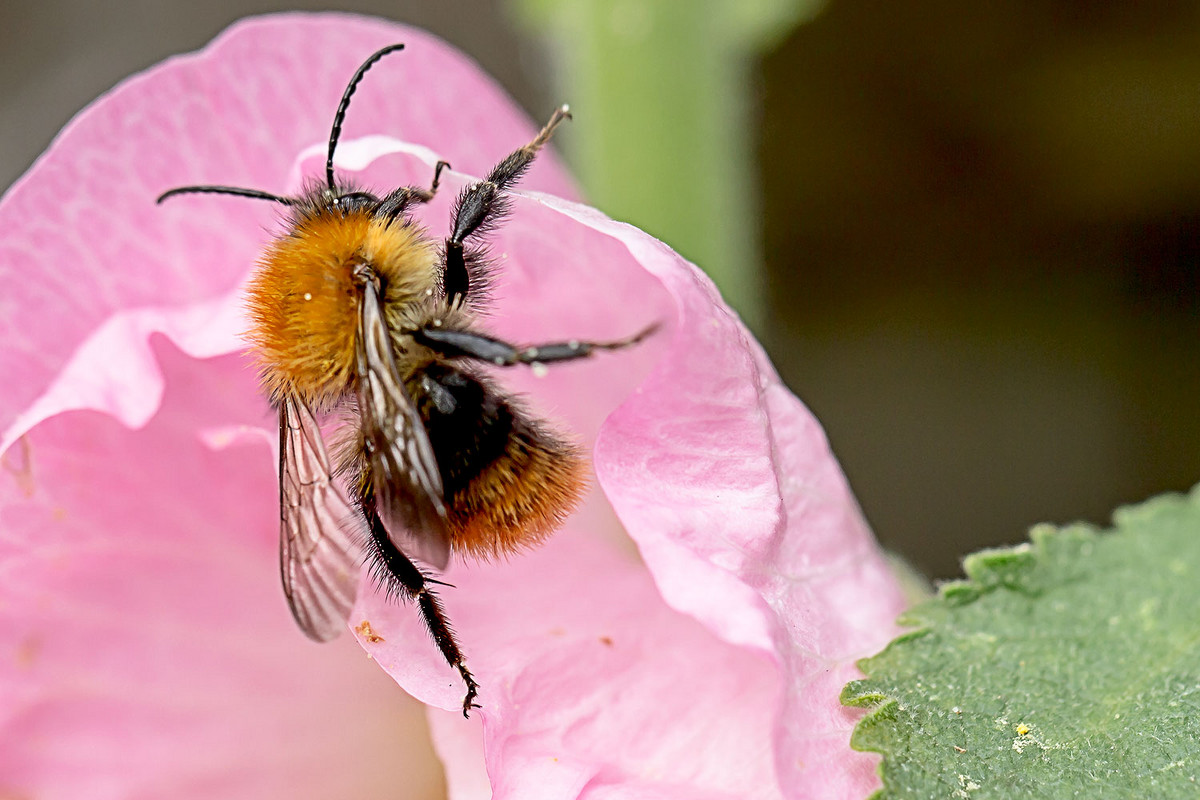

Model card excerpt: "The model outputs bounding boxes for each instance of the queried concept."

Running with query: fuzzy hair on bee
[156,43,655,717]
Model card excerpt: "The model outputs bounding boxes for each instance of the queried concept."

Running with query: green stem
[514,0,822,333]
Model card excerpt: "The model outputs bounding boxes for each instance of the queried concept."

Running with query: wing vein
[354,277,452,569]
[279,396,365,641]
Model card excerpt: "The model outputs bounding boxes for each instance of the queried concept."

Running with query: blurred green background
[5,0,1200,582]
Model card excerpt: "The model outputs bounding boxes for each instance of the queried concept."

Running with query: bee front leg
[443,106,571,305]
[374,160,451,221]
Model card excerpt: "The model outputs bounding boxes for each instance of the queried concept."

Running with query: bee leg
[375,160,451,221]
[362,499,481,717]
[444,105,572,304]
[413,322,659,367]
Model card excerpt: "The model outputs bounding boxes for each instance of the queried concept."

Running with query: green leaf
[843,486,1200,799]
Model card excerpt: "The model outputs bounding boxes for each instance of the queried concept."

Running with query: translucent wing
[279,395,366,641]
[355,277,452,569]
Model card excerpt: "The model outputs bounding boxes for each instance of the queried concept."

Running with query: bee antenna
[327,43,406,192]
[156,185,296,206]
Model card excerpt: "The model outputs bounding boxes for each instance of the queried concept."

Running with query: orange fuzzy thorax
[245,209,438,406]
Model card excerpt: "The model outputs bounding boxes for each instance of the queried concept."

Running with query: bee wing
[279,395,366,641]
[356,278,452,570]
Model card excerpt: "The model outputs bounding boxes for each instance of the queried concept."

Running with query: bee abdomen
[412,364,586,559]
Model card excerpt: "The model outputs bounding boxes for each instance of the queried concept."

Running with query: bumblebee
[158,44,653,716]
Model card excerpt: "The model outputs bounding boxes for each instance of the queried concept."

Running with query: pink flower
[0,12,907,800]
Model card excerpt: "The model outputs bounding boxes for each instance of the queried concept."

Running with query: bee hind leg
[361,498,480,718]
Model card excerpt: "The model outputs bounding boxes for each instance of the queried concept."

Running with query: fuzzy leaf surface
[844,487,1200,799]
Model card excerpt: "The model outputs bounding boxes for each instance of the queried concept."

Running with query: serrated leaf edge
[841,484,1200,792]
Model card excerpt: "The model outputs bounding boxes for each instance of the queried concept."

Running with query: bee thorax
[245,209,440,404]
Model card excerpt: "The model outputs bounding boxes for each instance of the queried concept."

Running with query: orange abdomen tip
[446,432,588,559]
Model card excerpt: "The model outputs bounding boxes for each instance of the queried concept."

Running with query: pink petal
[580,202,910,797]
[0,344,440,799]
[356,191,906,799]
[2,11,906,800]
